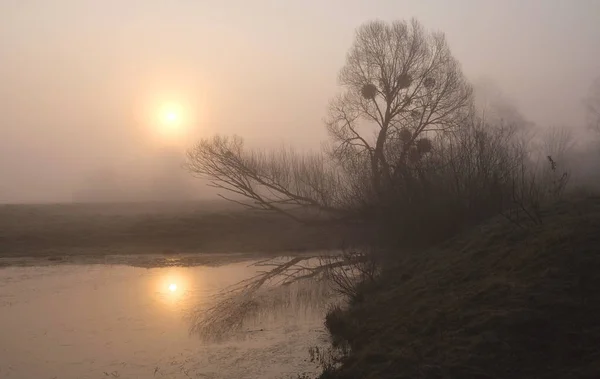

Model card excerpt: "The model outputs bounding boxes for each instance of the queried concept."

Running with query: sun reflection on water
[155,269,191,307]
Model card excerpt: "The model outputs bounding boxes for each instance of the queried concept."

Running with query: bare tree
[585,77,600,135]
[326,19,473,197]
[186,19,473,222]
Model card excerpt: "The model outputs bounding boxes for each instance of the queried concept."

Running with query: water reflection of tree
[188,252,376,342]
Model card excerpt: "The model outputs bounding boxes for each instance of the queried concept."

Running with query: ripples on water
[0,258,333,379]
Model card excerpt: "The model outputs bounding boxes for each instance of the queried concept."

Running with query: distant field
[0,200,348,258]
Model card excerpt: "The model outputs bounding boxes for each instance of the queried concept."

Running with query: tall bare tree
[326,19,473,196]
[186,19,473,221]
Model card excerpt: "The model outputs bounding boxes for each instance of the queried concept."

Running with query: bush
[324,305,355,349]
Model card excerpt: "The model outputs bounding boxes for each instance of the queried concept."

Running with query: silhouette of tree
[185,21,559,336]
[186,19,472,222]
[326,19,472,197]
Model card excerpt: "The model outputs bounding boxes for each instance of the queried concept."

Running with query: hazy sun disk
[166,112,177,122]
[159,103,183,127]
[169,283,178,292]
[138,88,209,147]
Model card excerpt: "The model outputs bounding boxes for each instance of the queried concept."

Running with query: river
[0,255,332,379]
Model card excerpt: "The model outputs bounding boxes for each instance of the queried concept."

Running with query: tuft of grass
[321,195,600,379]
[324,306,353,348]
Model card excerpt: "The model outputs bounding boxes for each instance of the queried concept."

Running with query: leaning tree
[186,19,473,222]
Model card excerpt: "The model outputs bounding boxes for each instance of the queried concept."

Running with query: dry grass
[0,201,349,258]
[323,195,600,379]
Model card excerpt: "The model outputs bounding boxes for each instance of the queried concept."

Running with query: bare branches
[185,19,474,223]
[184,19,490,235]
[541,126,575,164]
[327,19,473,195]
[321,249,380,298]
[186,135,353,223]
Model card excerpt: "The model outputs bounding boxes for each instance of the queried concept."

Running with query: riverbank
[322,195,600,378]
[0,201,348,259]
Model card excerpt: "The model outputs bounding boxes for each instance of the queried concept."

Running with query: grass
[321,195,600,379]
[0,200,348,258]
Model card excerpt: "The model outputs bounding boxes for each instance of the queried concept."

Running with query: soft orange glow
[157,102,185,136]
[131,71,212,150]
[155,268,191,307]
[159,102,182,124]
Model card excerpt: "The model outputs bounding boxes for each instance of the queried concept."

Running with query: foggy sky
[1,0,599,203]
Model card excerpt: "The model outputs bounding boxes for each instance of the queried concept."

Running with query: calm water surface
[0,258,330,379]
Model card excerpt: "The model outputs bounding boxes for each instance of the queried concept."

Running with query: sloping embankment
[324,196,600,379]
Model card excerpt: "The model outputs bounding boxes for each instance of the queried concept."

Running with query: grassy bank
[0,201,347,258]
[322,195,600,378]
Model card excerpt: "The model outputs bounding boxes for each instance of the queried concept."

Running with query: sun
[139,95,202,147]
[150,102,190,144]
[159,103,183,127]
[168,283,178,292]
[166,112,177,122]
